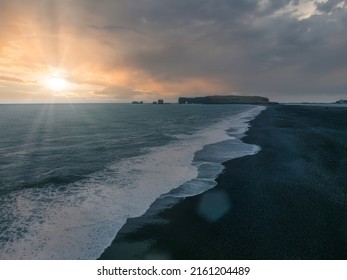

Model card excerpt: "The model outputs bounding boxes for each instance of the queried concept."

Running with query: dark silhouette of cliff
[178,95,272,104]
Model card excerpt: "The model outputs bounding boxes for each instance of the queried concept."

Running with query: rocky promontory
[178,95,273,104]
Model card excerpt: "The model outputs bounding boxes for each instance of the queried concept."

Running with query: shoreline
[99,105,347,260]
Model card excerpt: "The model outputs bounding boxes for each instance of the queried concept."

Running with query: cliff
[178,95,271,104]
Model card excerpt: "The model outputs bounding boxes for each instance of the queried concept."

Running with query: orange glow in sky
[1,0,347,103]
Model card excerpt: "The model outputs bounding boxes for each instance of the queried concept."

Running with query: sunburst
[45,77,68,91]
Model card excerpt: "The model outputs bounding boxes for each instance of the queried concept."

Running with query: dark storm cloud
[315,0,345,13]
[91,0,346,101]
[94,0,347,99]
[100,0,346,101]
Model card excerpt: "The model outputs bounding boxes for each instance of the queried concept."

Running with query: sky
[0,0,347,103]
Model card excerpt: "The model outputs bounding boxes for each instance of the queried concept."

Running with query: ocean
[0,103,265,259]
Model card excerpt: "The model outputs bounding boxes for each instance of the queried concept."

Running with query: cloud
[0,75,25,83]
[315,0,346,13]
[94,85,151,100]
[0,0,347,102]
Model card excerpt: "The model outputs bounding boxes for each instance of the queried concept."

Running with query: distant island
[335,100,347,104]
[153,99,164,104]
[178,95,273,104]
[132,99,168,104]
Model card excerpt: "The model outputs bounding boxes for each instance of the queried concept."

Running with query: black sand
[100,105,347,260]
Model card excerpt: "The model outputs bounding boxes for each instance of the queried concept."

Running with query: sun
[45,77,68,91]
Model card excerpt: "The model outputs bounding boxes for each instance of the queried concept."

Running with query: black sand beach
[100,105,347,260]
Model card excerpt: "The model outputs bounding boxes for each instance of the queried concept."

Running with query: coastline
[99,105,347,260]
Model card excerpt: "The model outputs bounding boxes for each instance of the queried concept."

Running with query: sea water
[0,103,265,259]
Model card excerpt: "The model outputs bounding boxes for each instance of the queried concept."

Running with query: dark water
[0,103,264,259]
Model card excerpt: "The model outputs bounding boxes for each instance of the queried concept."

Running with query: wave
[0,105,265,259]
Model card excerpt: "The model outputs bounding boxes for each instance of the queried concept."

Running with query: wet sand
[100,105,347,259]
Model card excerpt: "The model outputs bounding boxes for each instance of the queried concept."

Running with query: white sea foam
[0,106,265,259]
